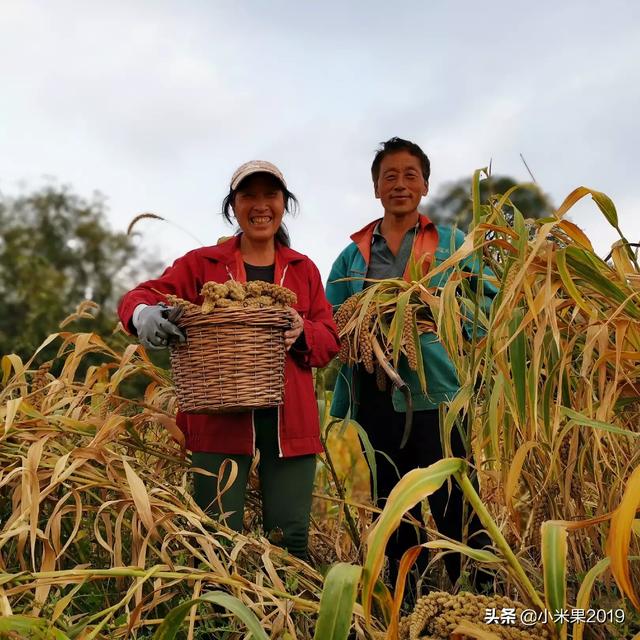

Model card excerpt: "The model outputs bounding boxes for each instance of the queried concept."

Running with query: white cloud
[1,0,639,282]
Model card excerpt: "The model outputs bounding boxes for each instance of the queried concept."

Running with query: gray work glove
[135,304,186,350]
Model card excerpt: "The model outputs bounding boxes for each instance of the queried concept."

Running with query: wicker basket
[169,305,290,413]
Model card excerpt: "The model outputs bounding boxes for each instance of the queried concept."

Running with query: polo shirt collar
[371,219,420,244]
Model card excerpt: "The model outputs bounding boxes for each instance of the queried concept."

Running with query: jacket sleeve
[117,251,203,334]
[325,247,352,312]
[292,259,340,369]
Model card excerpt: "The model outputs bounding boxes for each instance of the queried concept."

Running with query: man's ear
[423,181,429,197]
[374,182,380,199]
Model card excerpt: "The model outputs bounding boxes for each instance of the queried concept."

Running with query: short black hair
[371,137,431,185]
[221,172,299,247]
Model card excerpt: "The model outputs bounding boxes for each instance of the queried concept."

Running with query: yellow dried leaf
[607,464,640,610]
[122,459,157,540]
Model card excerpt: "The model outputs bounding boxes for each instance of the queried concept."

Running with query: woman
[118,160,340,560]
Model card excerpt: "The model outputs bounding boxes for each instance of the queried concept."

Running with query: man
[326,137,495,596]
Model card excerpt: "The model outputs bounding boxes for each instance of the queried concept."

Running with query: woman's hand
[284,309,304,351]
[136,304,185,350]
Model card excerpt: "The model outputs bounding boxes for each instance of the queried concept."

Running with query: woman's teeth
[250,217,271,224]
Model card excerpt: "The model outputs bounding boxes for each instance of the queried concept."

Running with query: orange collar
[350,213,439,279]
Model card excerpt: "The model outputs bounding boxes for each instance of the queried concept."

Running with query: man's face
[374,150,428,217]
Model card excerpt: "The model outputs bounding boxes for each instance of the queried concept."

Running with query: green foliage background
[0,185,163,362]
[423,175,553,231]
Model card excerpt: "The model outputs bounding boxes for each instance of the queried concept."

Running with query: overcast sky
[1,1,639,281]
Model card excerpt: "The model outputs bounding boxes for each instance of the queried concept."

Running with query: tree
[422,175,554,232]
[0,185,163,361]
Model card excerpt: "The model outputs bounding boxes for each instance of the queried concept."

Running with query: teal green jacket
[325,216,497,419]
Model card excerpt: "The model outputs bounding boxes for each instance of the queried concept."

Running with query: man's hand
[135,304,186,350]
[284,308,304,351]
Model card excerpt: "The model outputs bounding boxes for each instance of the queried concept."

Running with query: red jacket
[118,236,340,457]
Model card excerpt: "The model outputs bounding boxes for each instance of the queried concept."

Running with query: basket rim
[175,305,292,329]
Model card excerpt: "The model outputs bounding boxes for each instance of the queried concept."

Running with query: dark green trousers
[191,408,316,559]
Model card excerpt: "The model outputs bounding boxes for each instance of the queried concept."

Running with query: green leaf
[565,246,640,319]
[456,474,545,610]
[313,563,362,640]
[350,420,379,501]
[542,521,568,639]
[513,207,527,257]
[471,167,489,230]
[573,558,610,640]
[591,189,619,228]
[556,249,594,317]
[442,385,473,458]
[507,309,526,428]
[372,579,393,626]
[560,407,640,438]
[362,459,464,623]
[390,291,411,369]
[0,616,70,639]
[153,590,269,640]
[424,539,503,564]
[486,373,504,463]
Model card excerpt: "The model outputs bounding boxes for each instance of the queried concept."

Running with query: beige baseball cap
[230,160,287,190]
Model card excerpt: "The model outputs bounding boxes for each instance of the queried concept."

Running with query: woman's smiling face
[232,173,286,242]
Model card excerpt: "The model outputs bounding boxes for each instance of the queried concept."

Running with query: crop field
[1,177,640,639]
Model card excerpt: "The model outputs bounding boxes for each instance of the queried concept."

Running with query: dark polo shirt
[365,221,418,281]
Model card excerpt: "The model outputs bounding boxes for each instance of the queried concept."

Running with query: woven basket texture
[169,306,290,413]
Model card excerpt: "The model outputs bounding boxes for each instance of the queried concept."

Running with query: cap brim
[231,169,287,191]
